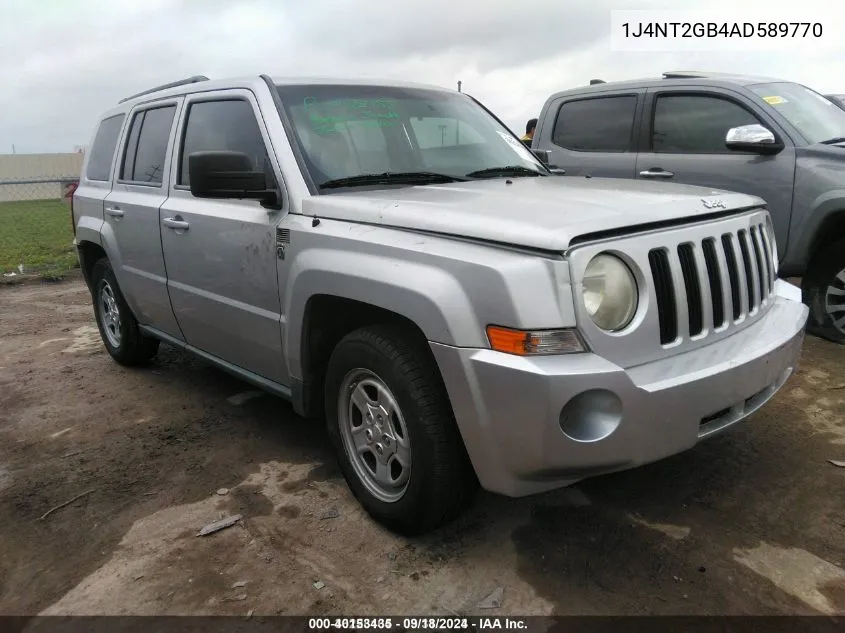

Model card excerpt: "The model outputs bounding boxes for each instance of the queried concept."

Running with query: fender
[74,216,104,249]
[782,190,845,275]
[83,218,150,320]
[73,218,104,292]
[283,247,484,382]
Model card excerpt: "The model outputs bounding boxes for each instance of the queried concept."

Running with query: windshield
[749,81,845,144]
[275,83,546,190]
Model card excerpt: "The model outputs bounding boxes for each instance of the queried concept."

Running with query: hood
[302,176,764,252]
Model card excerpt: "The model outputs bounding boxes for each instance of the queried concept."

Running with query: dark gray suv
[532,71,845,343]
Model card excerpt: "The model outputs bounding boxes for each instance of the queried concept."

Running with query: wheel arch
[806,210,845,273]
[782,197,845,276]
[292,293,437,419]
[76,240,108,291]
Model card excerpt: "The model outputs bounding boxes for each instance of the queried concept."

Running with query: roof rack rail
[589,79,606,85]
[119,75,210,104]
[662,71,712,79]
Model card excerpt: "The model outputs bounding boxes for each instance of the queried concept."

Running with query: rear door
[534,90,644,178]
[158,89,288,384]
[102,99,184,339]
[73,114,126,239]
[635,87,796,248]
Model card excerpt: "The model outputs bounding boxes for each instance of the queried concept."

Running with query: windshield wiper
[820,136,845,145]
[319,171,467,189]
[465,165,547,179]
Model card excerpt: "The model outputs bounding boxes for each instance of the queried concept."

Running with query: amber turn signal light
[485,325,585,356]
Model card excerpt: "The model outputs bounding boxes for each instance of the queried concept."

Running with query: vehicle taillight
[66,181,79,236]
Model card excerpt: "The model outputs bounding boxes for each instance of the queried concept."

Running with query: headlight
[582,253,638,331]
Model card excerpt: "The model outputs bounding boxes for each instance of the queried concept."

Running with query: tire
[90,257,160,365]
[324,324,478,535]
[802,239,845,344]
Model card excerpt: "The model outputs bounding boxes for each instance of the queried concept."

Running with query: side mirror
[725,124,783,155]
[188,151,279,206]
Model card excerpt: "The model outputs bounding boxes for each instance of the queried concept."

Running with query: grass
[0,199,79,280]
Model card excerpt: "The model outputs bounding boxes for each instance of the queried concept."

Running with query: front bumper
[430,280,809,497]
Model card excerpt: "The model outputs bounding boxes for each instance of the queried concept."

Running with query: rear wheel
[90,258,160,365]
[324,324,478,535]
[802,240,845,344]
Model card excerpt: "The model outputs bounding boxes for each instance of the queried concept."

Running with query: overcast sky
[2,0,843,154]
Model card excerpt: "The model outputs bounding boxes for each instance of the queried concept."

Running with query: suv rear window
[85,114,125,181]
[552,96,637,152]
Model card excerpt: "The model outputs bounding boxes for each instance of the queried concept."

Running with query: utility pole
[455,81,462,145]
[456,120,460,145]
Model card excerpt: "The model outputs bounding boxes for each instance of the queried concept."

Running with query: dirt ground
[0,275,844,617]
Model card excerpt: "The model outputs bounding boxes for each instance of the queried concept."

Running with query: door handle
[639,168,674,178]
[162,217,190,230]
[105,207,124,218]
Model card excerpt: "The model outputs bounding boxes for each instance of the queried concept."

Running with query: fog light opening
[559,389,622,443]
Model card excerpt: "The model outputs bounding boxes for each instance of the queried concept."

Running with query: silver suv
[72,74,808,535]
[532,71,845,344]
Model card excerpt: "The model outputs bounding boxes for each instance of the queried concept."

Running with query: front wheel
[802,240,845,344]
[90,258,160,365]
[324,325,478,535]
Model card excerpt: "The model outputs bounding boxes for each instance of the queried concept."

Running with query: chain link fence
[0,153,83,279]
[0,176,79,203]
[0,152,83,203]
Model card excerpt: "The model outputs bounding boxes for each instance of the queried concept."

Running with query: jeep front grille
[648,249,677,344]
[649,221,775,345]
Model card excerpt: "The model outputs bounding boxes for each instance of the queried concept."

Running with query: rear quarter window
[85,114,126,181]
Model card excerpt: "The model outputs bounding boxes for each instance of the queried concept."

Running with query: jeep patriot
[72,75,809,535]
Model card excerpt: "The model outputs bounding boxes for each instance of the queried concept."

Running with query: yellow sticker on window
[762,95,787,105]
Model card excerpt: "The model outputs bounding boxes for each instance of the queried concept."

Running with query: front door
[103,100,184,339]
[158,89,288,385]
[635,88,796,251]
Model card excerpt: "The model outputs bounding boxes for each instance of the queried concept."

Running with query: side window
[179,99,268,186]
[120,105,176,184]
[552,96,637,152]
[409,117,485,149]
[86,114,125,181]
[652,94,760,153]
